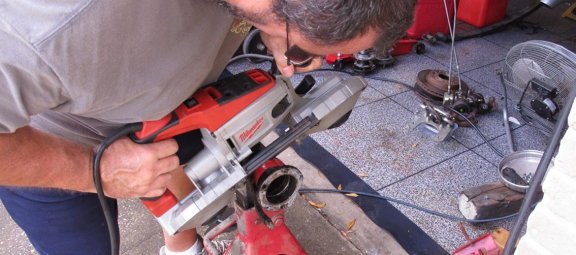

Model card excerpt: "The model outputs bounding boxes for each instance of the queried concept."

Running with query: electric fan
[502,40,576,134]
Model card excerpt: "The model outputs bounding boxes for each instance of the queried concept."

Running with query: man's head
[217,0,417,55]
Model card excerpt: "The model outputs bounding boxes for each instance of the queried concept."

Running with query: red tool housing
[457,0,509,28]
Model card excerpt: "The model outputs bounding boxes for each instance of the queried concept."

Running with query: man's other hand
[97,138,179,199]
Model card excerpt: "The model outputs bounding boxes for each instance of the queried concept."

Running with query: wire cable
[93,123,143,255]
[228,54,274,65]
[446,107,505,157]
[299,188,539,223]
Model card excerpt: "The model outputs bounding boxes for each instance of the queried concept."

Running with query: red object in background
[457,0,509,28]
[454,222,500,255]
[406,0,455,39]
[391,38,424,56]
[325,53,355,66]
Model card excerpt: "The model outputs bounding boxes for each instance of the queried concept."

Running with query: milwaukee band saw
[131,69,367,236]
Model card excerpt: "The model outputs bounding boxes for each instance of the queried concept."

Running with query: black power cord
[93,123,142,255]
[299,188,540,223]
[446,107,505,158]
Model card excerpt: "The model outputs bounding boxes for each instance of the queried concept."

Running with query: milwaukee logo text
[240,117,265,142]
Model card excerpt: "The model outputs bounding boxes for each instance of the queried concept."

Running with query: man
[0,0,416,254]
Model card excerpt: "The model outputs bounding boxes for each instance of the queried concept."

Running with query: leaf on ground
[345,193,359,197]
[337,184,342,190]
[464,49,470,55]
[412,142,419,148]
[308,201,326,208]
[493,66,500,70]
[317,170,325,179]
[340,230,356,241]
[358,173,368,177]
[347,219,356,230]
[301,194,306,200]
[393,86,404,90]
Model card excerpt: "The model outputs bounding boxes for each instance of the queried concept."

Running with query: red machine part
[135,69,275,217]
[225,204,306,255]
[457,0,509,28]
[454,222,500,255]
[325,53,355,66]
[141,190,178,217]
[133,69,275,143]
[325,39,424,68]
[204,158,307,255]
[253,158,284,184]
[391,38,425,56]
[406,0,455,39]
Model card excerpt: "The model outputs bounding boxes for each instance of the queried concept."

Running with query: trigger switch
[295,75,316,96]
[184,98,198,108]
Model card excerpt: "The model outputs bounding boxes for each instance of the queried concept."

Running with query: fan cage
[503,40,576,133]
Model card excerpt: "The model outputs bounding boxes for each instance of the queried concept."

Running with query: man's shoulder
[0,0,95,47]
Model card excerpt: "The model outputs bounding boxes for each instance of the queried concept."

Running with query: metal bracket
[409,105,458,142]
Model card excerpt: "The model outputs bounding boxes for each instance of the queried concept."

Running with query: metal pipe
[442,0,463,92]
[442,0,454,91]
[451,0,463,91]
[500,74,516,153]
[503,84,576,255]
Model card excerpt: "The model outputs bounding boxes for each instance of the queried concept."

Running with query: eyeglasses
[284,15,316,67]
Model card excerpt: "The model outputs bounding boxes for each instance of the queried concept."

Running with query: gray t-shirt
[0,0,250,147]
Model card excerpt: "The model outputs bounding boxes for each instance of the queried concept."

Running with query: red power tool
[93,69,368,255]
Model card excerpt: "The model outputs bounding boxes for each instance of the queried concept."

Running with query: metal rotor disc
[414,69,468,104]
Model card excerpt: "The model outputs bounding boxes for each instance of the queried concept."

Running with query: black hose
[446,107,506,158]
[503,84,576,255]
[299,188,540,223]
[93,123,142,255]
[228,54,274,65]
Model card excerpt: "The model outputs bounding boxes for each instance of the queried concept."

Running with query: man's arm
[0,126,180,198]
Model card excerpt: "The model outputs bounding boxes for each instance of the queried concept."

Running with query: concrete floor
[2,2,576,254]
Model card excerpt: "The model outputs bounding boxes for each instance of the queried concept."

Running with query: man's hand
[259,30,323,77]
[98,138,179,198]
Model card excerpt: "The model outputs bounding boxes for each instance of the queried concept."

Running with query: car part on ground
[411,69,497,141]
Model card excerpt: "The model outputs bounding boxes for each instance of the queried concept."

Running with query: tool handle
[140,189,178,217]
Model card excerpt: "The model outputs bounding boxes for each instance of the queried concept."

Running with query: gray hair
[273,0,417,51]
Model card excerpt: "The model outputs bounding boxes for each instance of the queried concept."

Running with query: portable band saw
[93,69,367,254]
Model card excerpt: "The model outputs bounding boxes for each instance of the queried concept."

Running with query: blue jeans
[0,187,118,255]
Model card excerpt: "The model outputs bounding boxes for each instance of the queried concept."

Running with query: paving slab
[482,26,565,50]
[524,3,576,36]
[423,37,509,73]
[311,98,468,190]
[365,53,447,95]
[378,151,522,253]
[472,124,550,166]
[274,144,406,255]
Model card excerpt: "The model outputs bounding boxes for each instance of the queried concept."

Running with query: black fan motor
[529,79,560,121]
